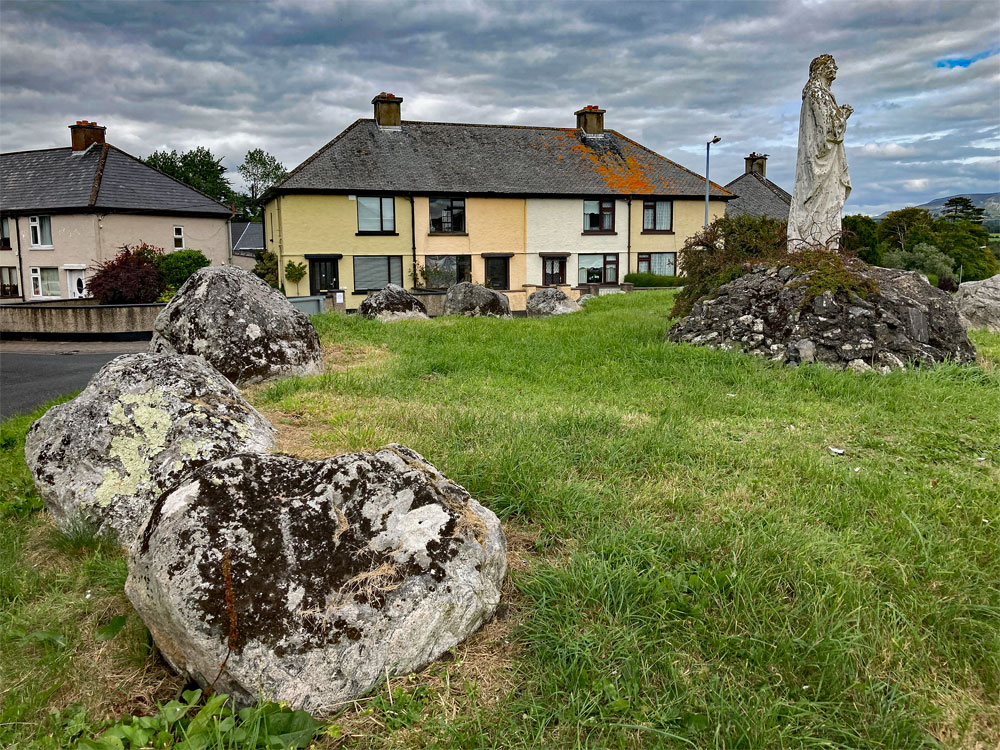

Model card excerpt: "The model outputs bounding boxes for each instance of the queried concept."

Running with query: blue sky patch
[936,47,999,68]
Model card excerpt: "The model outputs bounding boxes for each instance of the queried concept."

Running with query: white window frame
[29,215,53,248]
[30,266,61,298]
[173,226,185,250]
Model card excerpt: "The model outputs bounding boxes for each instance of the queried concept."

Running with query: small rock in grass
[358,284,429,322]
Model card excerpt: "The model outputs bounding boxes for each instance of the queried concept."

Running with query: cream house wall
[525,198,628,286]
[7,212,231,300]
[628,198,726,275]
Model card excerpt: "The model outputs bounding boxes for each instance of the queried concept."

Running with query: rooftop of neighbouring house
[270,117,735,200]
[1,125,233,217]
[231,221,264,256]
[725,171,791,220]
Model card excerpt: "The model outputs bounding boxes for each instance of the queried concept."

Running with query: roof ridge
[400,118,576,133]
[0,146,72,157]
[88,143,110,206]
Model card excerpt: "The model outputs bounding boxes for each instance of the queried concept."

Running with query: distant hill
[878,193,1000,219]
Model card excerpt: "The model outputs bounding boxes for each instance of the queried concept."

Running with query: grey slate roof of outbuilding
[231,221,264,256]
[0,144,232,217]
[271,119,733,199]
[724,171,791,219]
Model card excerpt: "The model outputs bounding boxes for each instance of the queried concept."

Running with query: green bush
[623,272,684,287]
[253,250,279,288]
[155,249,210,288]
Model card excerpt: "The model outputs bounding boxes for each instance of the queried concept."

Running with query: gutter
[14,216,25,301]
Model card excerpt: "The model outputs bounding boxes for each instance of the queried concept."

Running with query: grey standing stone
[125,445,506,717]
[443,282,512,318]
[150,266,324,384]
[358,284,429,322]
[955,273,1000,333]
[24,353,276,547]
[526,288,582,317]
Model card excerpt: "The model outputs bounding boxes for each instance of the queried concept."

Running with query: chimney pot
[575,105,606,136]
[69,120,107,151]
[371,92,403,128]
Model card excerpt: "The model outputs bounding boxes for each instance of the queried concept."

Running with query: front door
[484,257,509,290]
[309,258,339,296]
[66,269,87,299]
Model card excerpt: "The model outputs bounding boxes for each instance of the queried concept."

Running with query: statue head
[809,54,837,82]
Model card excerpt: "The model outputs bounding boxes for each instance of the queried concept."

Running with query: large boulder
[955,273,1000,333]
[24,353,276,546]
[358,284,429,322]
[126,445,506,716]
[443,282,512,318]
[526,288,582,317]
[150,266,324,384]
[668,263,976,372]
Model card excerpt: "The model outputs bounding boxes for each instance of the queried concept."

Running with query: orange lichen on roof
[568,141,663,194]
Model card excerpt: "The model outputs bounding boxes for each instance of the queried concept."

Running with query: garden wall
[0,299,165,340]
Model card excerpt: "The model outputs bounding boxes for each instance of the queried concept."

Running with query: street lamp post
[705,136,721,228]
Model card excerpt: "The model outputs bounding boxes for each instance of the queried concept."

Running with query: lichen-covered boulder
[526,288,582,317]
[358,284,429,322]
[150,266,324,384]
[126,445,506,716]
[955,273,1000,333]
[24,353,276,546]
[443,282,512,318]
[668,263,975,371]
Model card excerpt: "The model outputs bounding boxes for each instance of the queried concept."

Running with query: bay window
[357,196,396,233]
[642,200,673,232]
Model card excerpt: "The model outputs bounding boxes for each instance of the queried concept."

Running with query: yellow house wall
[628,198,725,276]
[268,194,412,306]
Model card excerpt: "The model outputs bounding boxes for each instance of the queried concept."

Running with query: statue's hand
[842,104,853,118]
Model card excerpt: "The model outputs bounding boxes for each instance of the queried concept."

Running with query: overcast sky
[1,0,998,216]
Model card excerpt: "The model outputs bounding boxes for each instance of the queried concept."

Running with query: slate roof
[724,171,791,219]
[272,119,733,199]
[1,144,232,217]
[231,221,264,256]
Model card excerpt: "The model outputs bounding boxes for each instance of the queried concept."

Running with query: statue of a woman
[787,54,853,249]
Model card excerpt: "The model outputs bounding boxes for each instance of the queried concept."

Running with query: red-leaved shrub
[88,243,166,304]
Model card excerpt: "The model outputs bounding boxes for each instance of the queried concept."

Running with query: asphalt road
[0,342,147,419]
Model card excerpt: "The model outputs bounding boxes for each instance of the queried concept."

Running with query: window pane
[650,252,676,276]
[583,201,599,231]
[41,267,60,295]
[381,197,395,231]
[643,204,655,230]
[429,198,446,232]
[30,220,40,245]
[456,255,472,283]
[601,202,613,230]
[450,200,465,233]
[1,217,8,239]
[425,255,457,288]
[656,201,671,231]
[485,257,508,290]
[389,256,402,286]
[358,197,381,232]
[638,256,650,273]
[579,253,603,283]
[354,256,389,290]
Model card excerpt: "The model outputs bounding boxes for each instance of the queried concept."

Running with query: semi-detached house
[0,121,233,302]
[263,94,733,311]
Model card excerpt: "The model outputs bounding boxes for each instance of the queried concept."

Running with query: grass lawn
[2,291,999,748]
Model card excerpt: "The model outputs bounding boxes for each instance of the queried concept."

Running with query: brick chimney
[744,152,768,177]
[70,121,106,151]
[575,105,605,136]
[372,92,403,128]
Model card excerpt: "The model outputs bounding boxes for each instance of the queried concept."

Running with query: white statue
[787,54,853,249]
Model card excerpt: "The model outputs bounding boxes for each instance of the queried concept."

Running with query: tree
[877,207,933,252]
[238,149,288,217]
[941,196,986,224]
[284,260,306,296]
[841,214,887,265]
[932,218,998,281]
[156,249,210,289]
[252,250,279,288]
[145,147,235,204]
[882,242,955,280]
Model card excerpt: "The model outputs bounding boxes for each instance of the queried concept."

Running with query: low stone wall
[0,300,165,340]
[409,290,447,317]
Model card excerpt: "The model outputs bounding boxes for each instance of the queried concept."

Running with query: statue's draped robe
[787,79,851,248]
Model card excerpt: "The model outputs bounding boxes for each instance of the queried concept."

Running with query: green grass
[2,291,999,748]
